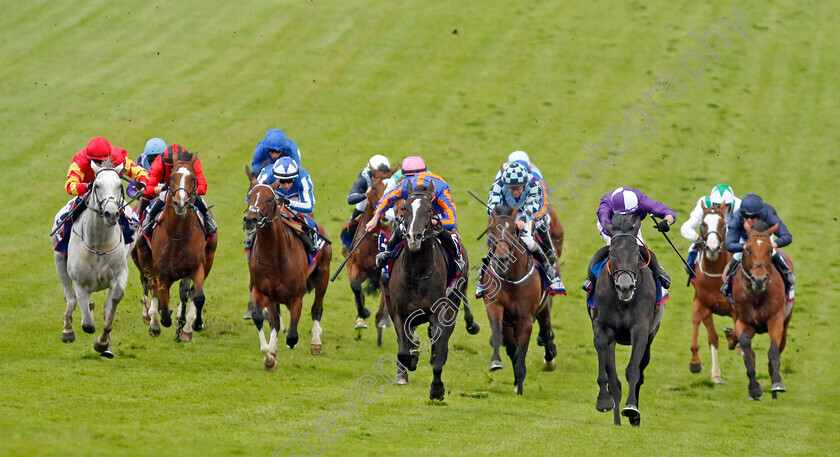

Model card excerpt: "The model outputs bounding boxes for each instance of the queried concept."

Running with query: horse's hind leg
[286,297,302,349]
[622,325,650,425]
[375,295,389,347]
[512,316,534,395]
[94,279,126,358]
[702,314,722,384]
[55,253,78,343]
[737,324,763,400]
[689,298,706,374]
[535,299,557,371]
[310,263,329,355]
[767,313,787,395]
[182,272,204,342]
[429,318,452,401]
[486,303,504,371]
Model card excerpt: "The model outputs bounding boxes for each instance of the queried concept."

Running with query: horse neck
[701,247,730,274]
[401,237,439,277]
[254,216,295,263]
[162,197,196,239]
[77,207,121,245]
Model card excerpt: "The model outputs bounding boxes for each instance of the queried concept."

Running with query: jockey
[127,137,166,205]
[140,144,217,237]
[582,186,677,292]
[343,154,391,241]
[254,157,320,253]
[364,156,465,272]
[680,184,741,272]
[251,129,301,175]
[52,136,149,252]
[720,193,793,297]
[483,162,564,293]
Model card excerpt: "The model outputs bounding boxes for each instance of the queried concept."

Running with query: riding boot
[437,230,465,271]
[645,247,671,289]
[244,233,254,251]
[142,199,164,237]
[535,225,557,263]
[475,256,489,298]
[771,252,795,288]
[376,224,403,268]
[299,225,318,254]
[720,257,740,296]
[533,248,564,293]
[195,196,217,235]
[583,246,610,292]
[344,208,364,240]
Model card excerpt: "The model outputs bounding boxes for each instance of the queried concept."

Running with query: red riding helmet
[84,136,112,161]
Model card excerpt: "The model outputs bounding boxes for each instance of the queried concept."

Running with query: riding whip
[466,190,493,240]
[330,233,368,282]
[650,215,696,278]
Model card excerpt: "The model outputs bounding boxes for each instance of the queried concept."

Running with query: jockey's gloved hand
[277,196,291,206]
[77,183,89,195]
[134,181,147,192]
[656,219,670,233]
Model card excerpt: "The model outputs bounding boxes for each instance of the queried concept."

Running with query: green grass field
[2,1,839,455]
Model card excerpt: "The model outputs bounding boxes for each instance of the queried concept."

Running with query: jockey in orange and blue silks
[364,156,465,271]
[52,136,149,253]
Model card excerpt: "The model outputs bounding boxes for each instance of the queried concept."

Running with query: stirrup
[582,278,592,292]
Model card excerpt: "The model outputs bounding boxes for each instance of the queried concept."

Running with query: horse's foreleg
[767,312,786,395]
[737,322,762,400]
[428,316,452,401]
[148,290,161,337]
[512,315,534,395]
[701,313,722,383]
[182,271,205,342]
[95,277,125,358]
[593,323,618,419]
[486,302,505,371]
[141,278,151,325]
[56,253,78,343]
[310,266,328,354]
[624,324,649,412]
[689,299,705,374]
[74,285,95,335]
[535,301,557,371]
[286,298,302,349]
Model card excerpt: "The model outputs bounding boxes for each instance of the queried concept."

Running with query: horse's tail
[364,275,381,296]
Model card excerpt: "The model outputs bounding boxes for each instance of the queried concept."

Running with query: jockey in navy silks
[583,187,676,292]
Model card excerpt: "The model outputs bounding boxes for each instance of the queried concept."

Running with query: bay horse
[482,207,557,395]
[345,165,397,335]
[382,182,468,400]
[731,220,794,400]
[591,213,661,426]
[243,181,332,371]
[55,161,131,358]
[133,151,217,342]
[688,202,735,383]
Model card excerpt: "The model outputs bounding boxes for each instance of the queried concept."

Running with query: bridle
[606,233,650,291]
[166,163,198,208]
[741,233,773,285]
[73,167,124,255]
[487,215,535,284]
[244,184,288,266]
[698,208,727,278]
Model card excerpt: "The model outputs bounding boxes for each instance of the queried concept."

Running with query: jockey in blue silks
[583,187,677,292]
[251,129,301,175]
[720,193,794,297]
[479,162,565,295]
[364,156,465,272]
[679,184,742,274]
[256,156,321,253]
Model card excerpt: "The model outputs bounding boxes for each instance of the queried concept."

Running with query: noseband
[88,168,125,219]
[606,233,650,289]
[741,233,773,284]
[245,184,280,232]
[699,208,726,248]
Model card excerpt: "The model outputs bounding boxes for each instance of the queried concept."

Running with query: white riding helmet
[709,184,735,205]
[368,154,390,171]
[508,150,531,166]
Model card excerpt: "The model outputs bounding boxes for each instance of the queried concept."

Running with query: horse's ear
[763,223,779,236]
[632,217,642,235]
[426,180,436,196]
[510,207,518,219]
[605,221,615,236]
[269,179,281,190]
[245,165,258,188]
[115,164,125,174]
[190,152,198,164]
[406,180,414,194]
[388,164,400,177]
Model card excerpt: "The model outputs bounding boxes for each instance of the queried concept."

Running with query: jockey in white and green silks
[680,184,741,273]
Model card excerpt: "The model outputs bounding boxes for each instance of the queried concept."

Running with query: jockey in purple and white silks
[719,193,794,297]
[482,162,565,294]
[583,187,677,292]
[254,157,321,253]
[679,184,742,273]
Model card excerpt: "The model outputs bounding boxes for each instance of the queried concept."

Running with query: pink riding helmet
[402,156,427,175]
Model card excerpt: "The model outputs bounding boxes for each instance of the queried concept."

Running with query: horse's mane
[753,219,770,232]
[611,213,637,234]
[175,150,194,162]
[494,206,515,217]
[413,184,428,193]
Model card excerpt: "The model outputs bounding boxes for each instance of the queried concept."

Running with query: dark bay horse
[382,182,470,400]
[482,207,557,395]
[731,221,794,400]
[133,152,217,342]
[345,165,397,335]
[689,202,735,383]
[244,181,332,371]
[591,213,661,426]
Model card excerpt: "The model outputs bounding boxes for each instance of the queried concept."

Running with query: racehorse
[345,165,397,334]
[243,180,332,371]
[55,161,131,358]
[590,213,661,426]
[547,205,565,259]
[133,151,217,342]
[482,207,557,395]
[730,220,794,400]
[688,202,735,383]
[382,182,472,399]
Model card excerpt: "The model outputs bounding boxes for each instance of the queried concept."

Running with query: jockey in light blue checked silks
[582,186,677,293]
[255,156,321,253]
[679,184,741,274]
[478,162,565,295]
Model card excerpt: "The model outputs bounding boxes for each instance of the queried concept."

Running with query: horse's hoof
[395,373,409,385]
[736,346,744,355]
[61,331,75,343]
[149,326,161,337]
[82,323,95,334]
[771,382,786,393]
[711,375,723,384]
[88,302,94,311]
[430,384,445,401]
[192,320,204,332]
[99,349,114,359]
[378,317,391,328]
[724,328,738,350]
[515,384,523,395]
[264,356,278,372]
[748,386,764,400]
[93,340,110,353]
[359,307,371,320]
[543,358,556,372]
[466,322,480,335]
[310,344,322,356]
[689,362,703,374]
[179,331,193,342]
[161,311,172,328]
[489,360,503,371]
[596,396,615,412]
[621,404,641,426]
[355,317,368,329]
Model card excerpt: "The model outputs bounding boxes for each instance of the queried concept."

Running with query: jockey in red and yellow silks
[365,156,465,271]
[52,136,148,253]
